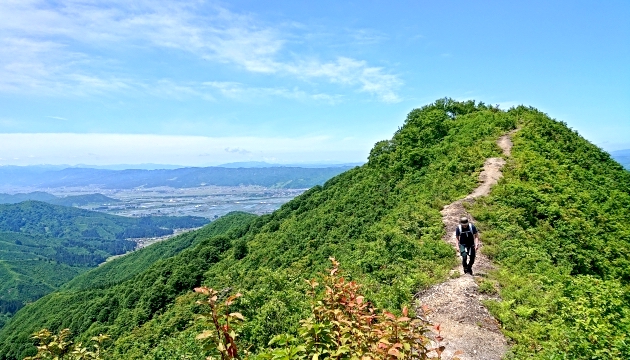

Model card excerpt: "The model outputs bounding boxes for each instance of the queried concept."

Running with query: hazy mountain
[48,194,121,207]
[217,161,365,168]
[0,192,119,206]
[0,192,58,204]
[611,149,630,169]
[0,166,354,189]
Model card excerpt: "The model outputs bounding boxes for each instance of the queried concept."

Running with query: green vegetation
[0,99,517,359]
[0,201,209,326]
[0,201,207,240]
[472,107,630,358]
[63,212,257,291]
[4,99,627,359]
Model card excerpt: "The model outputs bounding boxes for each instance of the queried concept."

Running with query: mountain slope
[0,201,207,240]
[471,107,630,358]
[0,99,518,359]
[3,100,628,359]
[0,202,209,328]
[62,212,257,291]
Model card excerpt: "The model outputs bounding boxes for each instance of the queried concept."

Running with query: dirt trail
[415,131,516,359]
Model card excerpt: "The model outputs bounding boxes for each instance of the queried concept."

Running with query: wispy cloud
[47,116,68,121]
[224,147,251,155]
[203,81,343,103]
[0,1,402,102]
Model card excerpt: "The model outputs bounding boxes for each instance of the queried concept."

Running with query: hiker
[455,217,479,275]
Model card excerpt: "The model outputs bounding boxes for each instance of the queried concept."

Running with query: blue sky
[0,0,628,166]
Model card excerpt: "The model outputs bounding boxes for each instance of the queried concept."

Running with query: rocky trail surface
[415,131,517,359]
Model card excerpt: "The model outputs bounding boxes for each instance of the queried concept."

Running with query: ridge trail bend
[415,130,517,360]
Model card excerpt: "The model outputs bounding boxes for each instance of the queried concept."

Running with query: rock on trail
[415,131,516,360]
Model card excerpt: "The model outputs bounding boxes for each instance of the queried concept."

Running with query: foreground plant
[24,329,109,360]
[258,258,450,359]
[194,287,246,359]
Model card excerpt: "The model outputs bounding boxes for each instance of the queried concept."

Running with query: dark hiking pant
[459,244,476,271]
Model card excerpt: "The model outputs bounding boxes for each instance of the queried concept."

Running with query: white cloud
[203,81,343,103]
[0,133,375,166]
[0,1,402,102]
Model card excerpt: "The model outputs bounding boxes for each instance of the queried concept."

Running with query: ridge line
[415,129,518,360]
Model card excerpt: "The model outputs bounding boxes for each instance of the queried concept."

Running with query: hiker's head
[459,217,469,227]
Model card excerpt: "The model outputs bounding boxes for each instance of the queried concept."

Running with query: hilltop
[1,99,628,359]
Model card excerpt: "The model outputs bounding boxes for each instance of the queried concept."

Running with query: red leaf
[384,312,396,320]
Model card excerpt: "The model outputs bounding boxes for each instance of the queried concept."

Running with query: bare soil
[415,131,516,359]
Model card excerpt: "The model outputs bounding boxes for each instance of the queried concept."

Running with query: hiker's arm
[474,232,480,249]
[455,233,460,253]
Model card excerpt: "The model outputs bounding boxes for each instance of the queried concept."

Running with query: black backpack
[457,223,476,238]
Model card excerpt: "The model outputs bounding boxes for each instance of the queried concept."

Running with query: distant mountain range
[217,161,364,168]
[0,165,356,189]
[611,149,630,169]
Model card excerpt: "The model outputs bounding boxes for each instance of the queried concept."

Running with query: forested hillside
[1,99,628,359]
[0,201,207,240]
[0,201,209,328]
[0,99,516,359]
[471,108,630,358]
[63,212,257,291]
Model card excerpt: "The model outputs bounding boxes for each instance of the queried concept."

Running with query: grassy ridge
[472,107,630,358]
[11,100,626,359]
[0,99,518,359]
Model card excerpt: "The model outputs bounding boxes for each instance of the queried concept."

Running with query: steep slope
[1,99,518,359]
[6,100,628,359]
[0,202,209,328]
[471,107,630,358]
[63,212,257,291]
